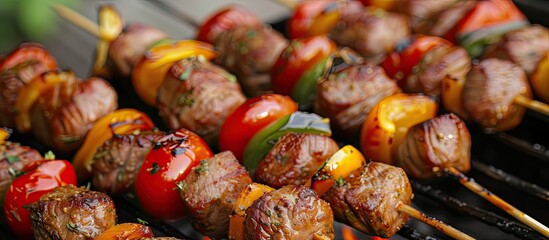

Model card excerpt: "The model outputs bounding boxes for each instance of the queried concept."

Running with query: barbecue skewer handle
[514,95,549,117]
[446,166,549,238]
[396,202,476,240]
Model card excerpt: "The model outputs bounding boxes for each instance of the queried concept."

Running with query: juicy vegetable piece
[196,6,262,44]
[311,145,366,196]
[243,112,331,174]
[287,0,343,39]
[14,70,72,133]
[361,93,438,165]
[3,159,77,239]
[93,5,124,74]
[531,53,549,103]
[229,183,274,240]
[135,128,213,220]
[218,94,297,161]
[132,40,216,106]
[72,109,155,180]
[0,128,10,144]
[95,223,154,240]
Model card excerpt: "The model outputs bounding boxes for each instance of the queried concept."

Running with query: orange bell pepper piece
[72,108,155,179]
[531,53,549,104]
[0,128,11,144]
[95,223,154,240]
[132,40,216,106]
[14,71,74,133]
[361,93,438,165]
[441,76,471,121]
[311,145,366,196]
[228,183,274,240]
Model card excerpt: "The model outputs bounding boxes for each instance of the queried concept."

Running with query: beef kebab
[358,94,549,237]
[52,5,247,147]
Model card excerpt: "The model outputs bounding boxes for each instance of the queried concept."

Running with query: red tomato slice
[219,94,297,161]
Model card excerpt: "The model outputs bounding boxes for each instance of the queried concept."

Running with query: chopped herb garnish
[66,222,78,232]
[177,91,194,106]
[44,151,56,160]
[137,218,148,225]
[93,150,108,159]
[174,181,186,191]
[227,73,237,83]
[335,176,345,187]
[8,167,23,178]
[272,222,281,227]
[179,68,192,80]
[265,209,272,217]
[58,135,81,143]
[246,30,257,38]
[195,160,208,174]
[148,163,160,175]
[274,153,288,165]
[6,155,20,163]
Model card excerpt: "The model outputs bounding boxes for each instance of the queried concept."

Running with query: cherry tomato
[271,35,336,105]
[135,128,213,220]
[361,93,438,165]
[287,0,341,39]
[219,94,297,161]
[132,40,216,106]
[95,223,154,240]
[72,108,155,180]
[196,6,262,44]
[4,159,77,239]
[380,35,452,86]
[0,42,57,73]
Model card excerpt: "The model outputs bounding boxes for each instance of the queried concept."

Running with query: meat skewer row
[178,149,473,239]
[52,5,248,147]
[358,94,549,237]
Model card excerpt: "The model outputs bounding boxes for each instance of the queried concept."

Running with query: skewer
[410,180,546,240]
[51,4,100,38]
[514,95,549,117]
[274,0,298,9]
[445,166,549,238]
[396,202,475,240]
[471,160,549,201]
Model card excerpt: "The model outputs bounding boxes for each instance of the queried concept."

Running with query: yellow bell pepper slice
[93,5,124,74]
[531,52,549,104]
[0,128,11,145]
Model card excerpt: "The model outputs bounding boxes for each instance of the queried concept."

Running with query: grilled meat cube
[180,151,252,239]
[27,185,116,240]
[245,184,335,240]
[314,63,400,138]
[398,0,476,37]
[214,25,288,97]
[0,43,57,127]
[483,25,549,75]
[91,130,164,195]
[463,58,532,132]
[253,132,339,188]
[323,162,412,238]
[157,57,246,145]
[396,113,471,179]
[0,141,43,220]
[330,7,410,64]
[108,24,168,77]
[405,45,471,97]
[29,75,117,154]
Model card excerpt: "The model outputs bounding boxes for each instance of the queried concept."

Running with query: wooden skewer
[275,0,298,9]
[446,166,549,238]
[514,95,549,116]
[396,202,475,240]
[51,4,100,38]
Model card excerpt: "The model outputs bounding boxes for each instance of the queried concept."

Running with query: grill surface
[1,1,548,239]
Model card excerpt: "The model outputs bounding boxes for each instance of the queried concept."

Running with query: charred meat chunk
[0,141,42,220]
[323,162,412,237]
[157,57,246,145]
[330,7,410,64]
[180,151,252,239]
[0,43,57,127]
[91,130,164,195]
[254,132,339,188]
[396,113,471,179]
[214,25,288,96]
[245,184,335,240]
[27,185,116,240]
[314,63,400,138]
[405,45,470,97]
[108,23,168,76]
[30,75,117,154]
[463,58,532,132]
[483,25,549,75]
